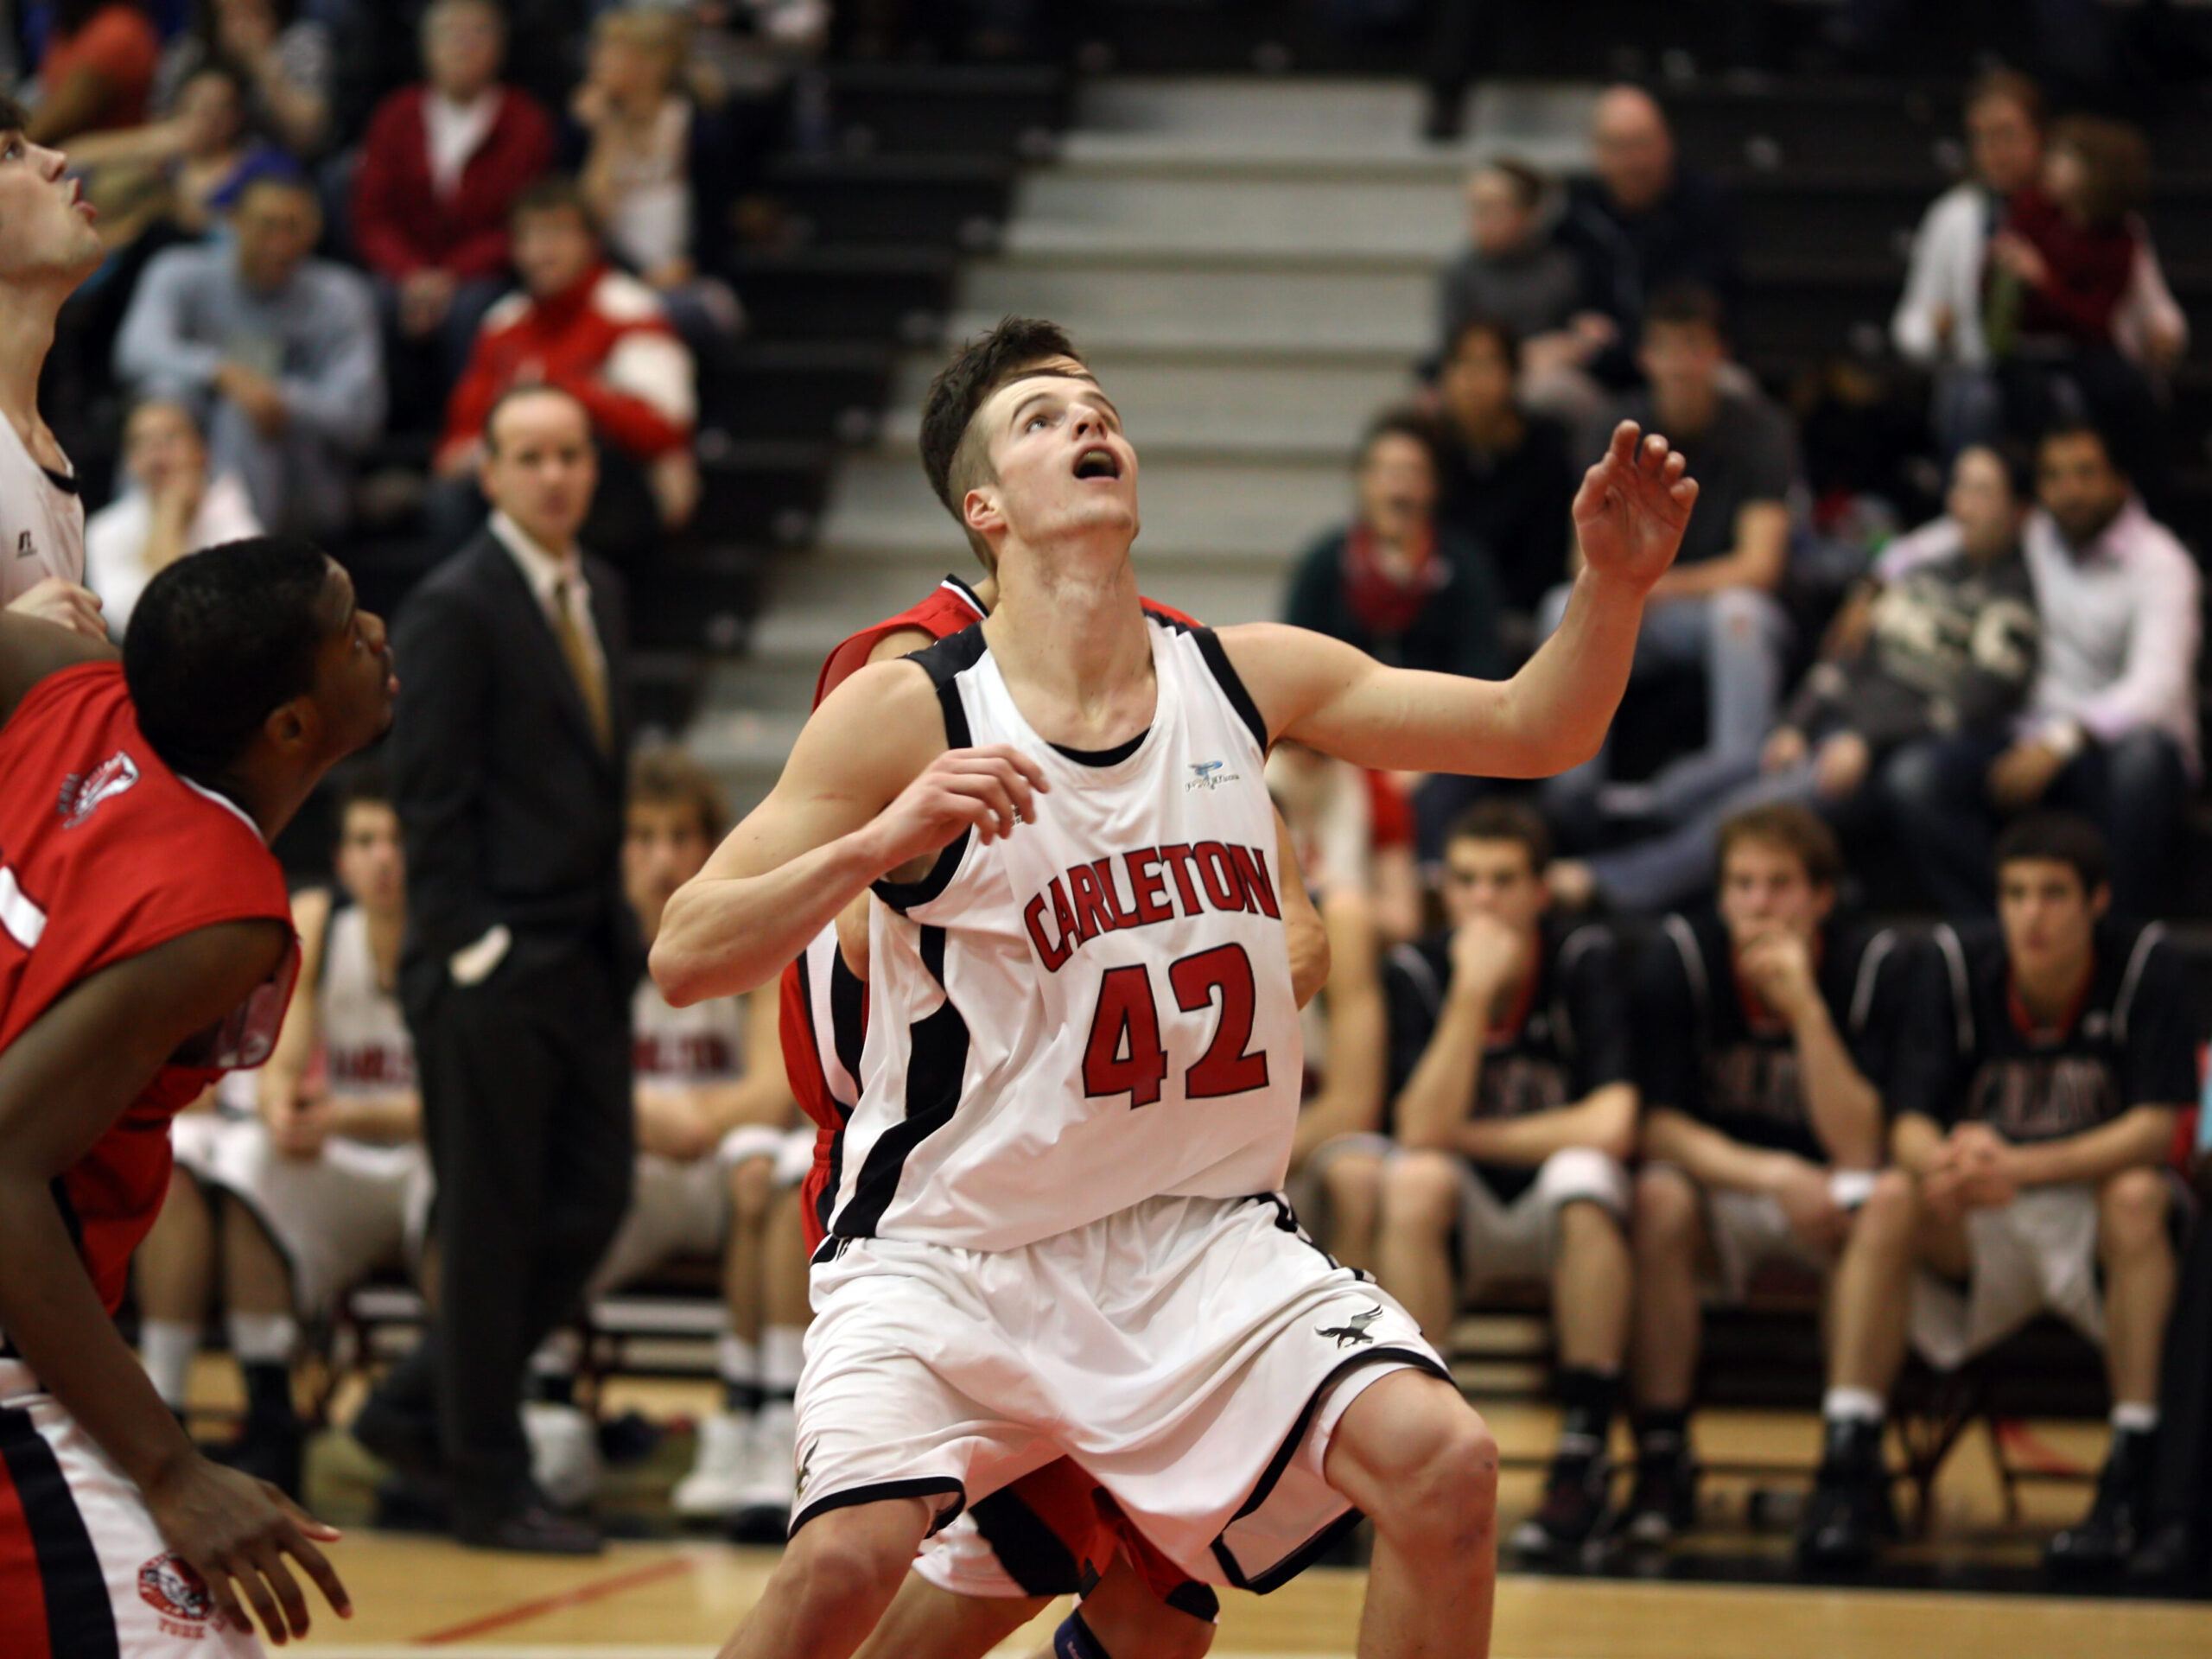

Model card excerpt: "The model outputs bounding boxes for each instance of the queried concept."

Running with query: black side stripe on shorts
[967,1486,1084,1598]
[832,925,969,1240]
[0,1404,120,1659]
[789,1475,966,1541]
[1208,1345,1453,1595]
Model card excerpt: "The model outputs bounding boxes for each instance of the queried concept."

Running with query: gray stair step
[1007,172,1465,260]
[952,259,1434,354]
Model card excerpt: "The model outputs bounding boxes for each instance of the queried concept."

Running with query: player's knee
[1360,1393,1497,1552]
[728,1154,776,1222]
[1380,1151,1459,1233]
[779,1510,913,1618]
[1322,1152,1383,1221]
[1632,1166,1700,1258]
[1853,1166,1918,1244]
[2097,1168,2169,1256]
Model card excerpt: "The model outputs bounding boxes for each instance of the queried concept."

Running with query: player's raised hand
[144,1452,350,1646]
[867,744,1051,874]
[1572,421,1698,594]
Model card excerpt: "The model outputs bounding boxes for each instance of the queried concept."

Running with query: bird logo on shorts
[795,1440,816,1497]
[1316,1305,1384,1349]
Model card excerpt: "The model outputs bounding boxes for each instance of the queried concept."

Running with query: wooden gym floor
[199,1372,2212,1657]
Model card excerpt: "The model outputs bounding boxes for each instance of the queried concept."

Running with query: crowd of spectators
[17,0,823,615]
[1275,67,2212,1584]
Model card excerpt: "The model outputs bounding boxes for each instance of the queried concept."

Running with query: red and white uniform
[0,662,295,1659]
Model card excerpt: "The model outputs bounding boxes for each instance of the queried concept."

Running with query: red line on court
[411,1555,696,1645]
[1995,1418,2091,1478]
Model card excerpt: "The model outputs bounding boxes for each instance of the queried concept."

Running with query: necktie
[551,575,613,753]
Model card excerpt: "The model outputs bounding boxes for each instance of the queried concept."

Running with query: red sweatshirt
[352,84,556,282]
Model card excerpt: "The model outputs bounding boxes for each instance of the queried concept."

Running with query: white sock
[2112,1402,2159,1435]
[226,1312,296,1366]
[530,1327,583,1380]
[1822,1387,1885,1425]
[716,1333,759,1392]
[140,1319,200,1410]
[763,1325,805,1395]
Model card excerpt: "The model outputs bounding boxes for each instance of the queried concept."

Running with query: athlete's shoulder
[813,575,988,707]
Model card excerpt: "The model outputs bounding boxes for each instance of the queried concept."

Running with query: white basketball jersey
[0,417,85,602]
[320,906,414,1102]
[633,977,747,1085]
[823,614,1300,1253]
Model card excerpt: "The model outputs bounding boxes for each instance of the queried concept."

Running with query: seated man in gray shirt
[1539,283,1796,836]
[115,161,385,538]
[1554,442,2040,913]
[1882,423,2198,916]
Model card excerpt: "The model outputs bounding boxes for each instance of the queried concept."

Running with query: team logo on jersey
[58,750,141,827]
[138,1552,215,1625]
[1186,760,1240,791]
[1317,1305,1384,1349]
[1023,842,1281,973]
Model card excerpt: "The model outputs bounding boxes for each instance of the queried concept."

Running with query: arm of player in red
[0,922,353,1647]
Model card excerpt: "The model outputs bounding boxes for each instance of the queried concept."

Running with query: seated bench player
[529,746,808,1527]
[1374,799,1636,1561]
[1903,813,2192,1576]
[156,764,428,1498]
[1628,803,1947,1568]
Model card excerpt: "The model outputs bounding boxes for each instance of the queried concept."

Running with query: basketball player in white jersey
[0,95,110,639]
[188,766,429,1495]
[655,317,1694,1659]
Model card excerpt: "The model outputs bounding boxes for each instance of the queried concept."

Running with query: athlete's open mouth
[1073,446,1122,481]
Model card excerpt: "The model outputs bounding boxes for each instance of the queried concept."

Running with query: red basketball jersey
[781,575,1198,1249]
[0,664,296,1318]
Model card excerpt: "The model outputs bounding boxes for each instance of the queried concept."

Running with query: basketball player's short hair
[125,537,334,781]
[1995,811,2109,898]
[1445,798,1553,874]
[337,758,392,819]
[918,316,1085,571]
[629,744,728,842]
[1717,801,1841,890]
[0,93,29,135]
[511,175,594,232]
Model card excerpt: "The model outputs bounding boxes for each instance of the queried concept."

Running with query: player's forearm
[1393,1001,1489,1152]
[1790,1001,1885,1169]
[1645,1107,1800,1193]
[1491,568,1649,776]
[692,1077,797,1137]
[1891,1112,1947,1176]
[2007,1105,2177,1189]
[1462,1084,1637,1167]
[652,828,896,1005]
[326,1092,421,1145]
[0,1173,199,1492]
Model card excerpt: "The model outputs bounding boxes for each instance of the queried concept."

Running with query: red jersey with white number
[823,613,1297,1252]
[0,663,296,1319]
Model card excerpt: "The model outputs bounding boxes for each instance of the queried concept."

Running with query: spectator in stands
[1883,423,2196,917]
[1436,160,1610,436]
[1284,408,1502,682]
[1627,804,1945,1569]
[1892,71,2186,461]
[1431,316,1580,633]
[1539,283,1793,833]
[565,6,741,353]
[60,58,257,242]
[1374,801,1636,1563]
[1554,86,1741,391]
[155,0,334,157]
[353,0,557,416]
[1897,817,2193,1576]
[86,396,264,636]
[529,747,808,1534]
[1550,442,2040,914]
[113,161,385,537]
[435,176,699,548]
[26,0,161,143]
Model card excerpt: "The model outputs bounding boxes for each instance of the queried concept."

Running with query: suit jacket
[390,528,636,1002]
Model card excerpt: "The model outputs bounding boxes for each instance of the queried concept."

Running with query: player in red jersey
[0,537,395,1655]
[779,570,1326,1659]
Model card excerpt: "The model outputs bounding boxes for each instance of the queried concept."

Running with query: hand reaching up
[1572,422,1699,596]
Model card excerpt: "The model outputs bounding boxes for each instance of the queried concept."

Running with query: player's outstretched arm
[652,660,1049,1006]
[0,606,115,721]
[1224,423,1696,778]
[0,921,353,1644]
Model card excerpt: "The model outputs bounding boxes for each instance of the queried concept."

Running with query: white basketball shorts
[1910,1184,2107,1371]
[1452,1147,1630,1290]
[589,1127,812,1296]
[795,1192,1447,1592]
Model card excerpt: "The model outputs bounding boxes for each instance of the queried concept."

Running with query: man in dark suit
[364,383,635,1553]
